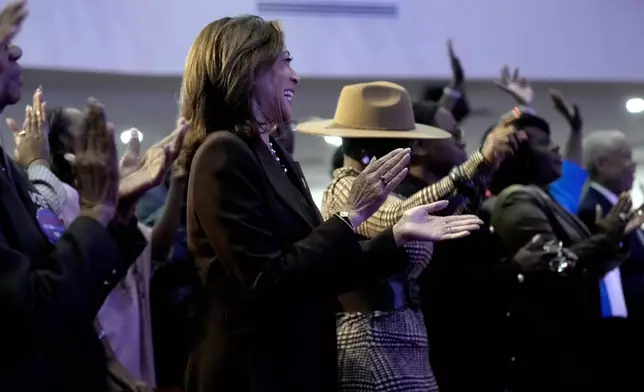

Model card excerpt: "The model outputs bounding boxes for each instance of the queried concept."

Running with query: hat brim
[296,119,451,139]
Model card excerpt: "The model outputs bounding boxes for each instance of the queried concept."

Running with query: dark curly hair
[177,15,285,174]
[46,107,76,186]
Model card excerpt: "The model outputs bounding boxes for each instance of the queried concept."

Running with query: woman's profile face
[254,49,299,123]
[525,126,563,185]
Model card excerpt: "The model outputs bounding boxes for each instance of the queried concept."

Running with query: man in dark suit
[578,130,643,319]
[577,130,644,389]
[0,3,153,390]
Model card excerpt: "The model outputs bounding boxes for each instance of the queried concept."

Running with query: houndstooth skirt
[337,308,439,392]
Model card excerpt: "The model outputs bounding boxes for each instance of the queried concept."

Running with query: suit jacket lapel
[251,137,318,228]
[552,198,590,236]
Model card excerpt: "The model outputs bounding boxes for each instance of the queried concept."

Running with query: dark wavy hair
[46,107,76,186]
[177,15,285,173]
[485,113,551,195]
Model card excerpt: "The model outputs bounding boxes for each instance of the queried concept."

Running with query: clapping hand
[595,193,632,237]
[550,89,582,132]
[67,98,119,227]
[7,87,49,167]
[393,200,483,246]
[495,65,533,106]
[512,234,578,273]
[344,148,411,229]
[118,118,188,199]
[447,40,465,90]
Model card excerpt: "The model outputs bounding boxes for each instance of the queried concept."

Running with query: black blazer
[491,185,627,391]
[185,132,407,392]
[579,186,644,320]
[0,153,146,391]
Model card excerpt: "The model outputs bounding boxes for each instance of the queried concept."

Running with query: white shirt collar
[589,181,619,205]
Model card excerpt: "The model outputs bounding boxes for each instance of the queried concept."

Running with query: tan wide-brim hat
[297,81,450,139]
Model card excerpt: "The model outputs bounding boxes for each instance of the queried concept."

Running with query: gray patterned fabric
[336,308,438,392]
[27,163,67,214]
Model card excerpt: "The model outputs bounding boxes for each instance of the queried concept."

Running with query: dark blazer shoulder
[494,184,541,211]
[194,131,255,164]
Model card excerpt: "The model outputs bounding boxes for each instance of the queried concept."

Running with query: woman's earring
[361,155,371,165]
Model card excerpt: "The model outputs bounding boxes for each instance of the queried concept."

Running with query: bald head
[583,130,635,194]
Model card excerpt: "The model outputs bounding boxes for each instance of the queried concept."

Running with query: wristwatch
[334,211,356,232]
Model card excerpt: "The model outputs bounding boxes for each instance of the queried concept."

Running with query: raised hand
[595,193,632,237]
[549,89,582,132]
[69,98,119,227]
[393,200,482,245]
[481,108,528,164]
[447,40,465,89]
[344,148,411,228]
[118,118,188,199]
[0,0,27,48]
[494,65,533,105]
[7,87,49,166]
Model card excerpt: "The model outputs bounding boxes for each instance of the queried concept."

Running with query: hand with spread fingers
[344,148,411,228]
[481,108,529,164]
[393,200,483,246]
[495,65,534,106]
[0,0,27,49]
[550,89,582,132]
[118,118,189,199]
[447,39,465,90]
[7,87,49,167]
[68,98,120,227]
[595,193,632,237]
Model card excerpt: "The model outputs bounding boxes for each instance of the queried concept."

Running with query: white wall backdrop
[14,0,644,80]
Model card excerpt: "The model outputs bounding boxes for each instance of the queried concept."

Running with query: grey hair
[582,130,628,173]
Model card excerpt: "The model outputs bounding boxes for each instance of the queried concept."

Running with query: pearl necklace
[269,142,288,173]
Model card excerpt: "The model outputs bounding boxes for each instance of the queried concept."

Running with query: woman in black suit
[487,114,644,391]
[178,15,473,392]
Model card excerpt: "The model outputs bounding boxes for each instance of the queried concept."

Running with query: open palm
[494,65,533,106]
[398,200,483,243]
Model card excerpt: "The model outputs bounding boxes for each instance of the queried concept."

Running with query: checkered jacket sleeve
[322,151,490,239]
[27,163,68,214]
